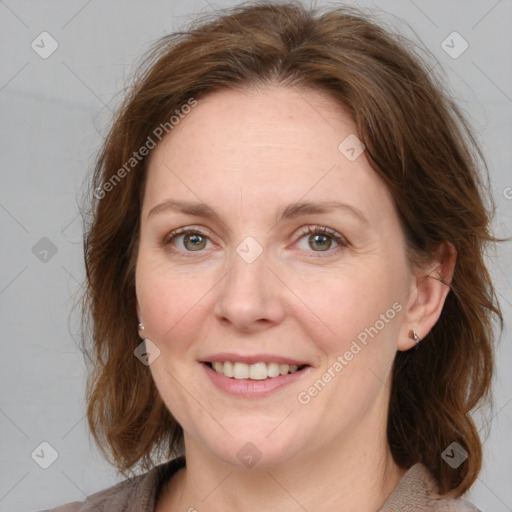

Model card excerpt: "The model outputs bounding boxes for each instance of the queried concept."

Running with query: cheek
[135,255,215,349]
[285,266,400,357]
[298,275,403,409]
[136,260,213,428]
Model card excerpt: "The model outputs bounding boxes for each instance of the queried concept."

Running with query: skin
[135,84,456,512]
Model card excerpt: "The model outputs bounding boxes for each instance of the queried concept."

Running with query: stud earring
[409,329,420,343]
[138,321,144,331]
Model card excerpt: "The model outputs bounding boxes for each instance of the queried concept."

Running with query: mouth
[203,361,309,380]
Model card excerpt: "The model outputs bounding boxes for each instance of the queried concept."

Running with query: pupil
[185,233,205,250]
[310,234,331,251]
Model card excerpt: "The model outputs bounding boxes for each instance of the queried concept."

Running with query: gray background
[1,0,511,511]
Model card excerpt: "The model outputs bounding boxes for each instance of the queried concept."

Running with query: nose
[213,248,286,332]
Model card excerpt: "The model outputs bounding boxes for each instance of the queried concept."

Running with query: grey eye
[182,233,207,251]
[308,233,332,251]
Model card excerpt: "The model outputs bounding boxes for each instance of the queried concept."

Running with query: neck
[157,417,406,512]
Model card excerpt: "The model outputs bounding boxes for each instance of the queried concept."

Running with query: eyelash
[162,225,349,258]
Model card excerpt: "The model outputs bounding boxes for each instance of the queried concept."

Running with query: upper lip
[200,353,310,366]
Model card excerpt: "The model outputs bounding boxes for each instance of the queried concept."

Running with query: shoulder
[379,463,482,512]
[38,456,186,512]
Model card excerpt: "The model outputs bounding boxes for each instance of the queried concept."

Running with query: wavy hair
[82,1,503,497]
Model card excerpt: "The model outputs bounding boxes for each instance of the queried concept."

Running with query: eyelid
[296,225,348,243]
[162,225,212,246]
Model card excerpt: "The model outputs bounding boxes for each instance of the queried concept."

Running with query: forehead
[143,85,396,227]
[152,85,351,159]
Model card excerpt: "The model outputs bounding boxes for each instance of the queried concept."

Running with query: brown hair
[82,1,503,497]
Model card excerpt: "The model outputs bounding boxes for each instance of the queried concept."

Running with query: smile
[206,361,307,380]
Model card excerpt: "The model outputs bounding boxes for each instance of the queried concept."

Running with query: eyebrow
[147,199,368,225]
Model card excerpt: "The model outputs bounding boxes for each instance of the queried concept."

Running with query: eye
[295,226,348,254]
[162,225,348,257]
[163,227,212,253]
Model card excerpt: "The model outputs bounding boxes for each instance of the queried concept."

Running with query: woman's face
[136,85,418,468]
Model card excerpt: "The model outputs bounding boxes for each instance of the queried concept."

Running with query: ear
[135,298,144,338]
[136,298,141,320]
[397,241,457,351]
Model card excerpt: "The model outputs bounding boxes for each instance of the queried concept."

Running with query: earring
[409,329,420,343]
[138,321,144,331]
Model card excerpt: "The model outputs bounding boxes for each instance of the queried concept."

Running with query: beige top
[41,456,481,512]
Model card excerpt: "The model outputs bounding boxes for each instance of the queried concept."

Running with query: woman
[44,2,503,511]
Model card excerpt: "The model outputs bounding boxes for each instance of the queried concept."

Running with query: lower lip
[202,363,310,398]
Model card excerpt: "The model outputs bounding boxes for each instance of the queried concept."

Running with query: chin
[201,425,308,470]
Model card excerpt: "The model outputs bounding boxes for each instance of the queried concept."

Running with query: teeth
[249,362,267,380]
[223,361,234,378]
[233,362,249,379]
[210,361,304,379]
[267,362,280,377]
